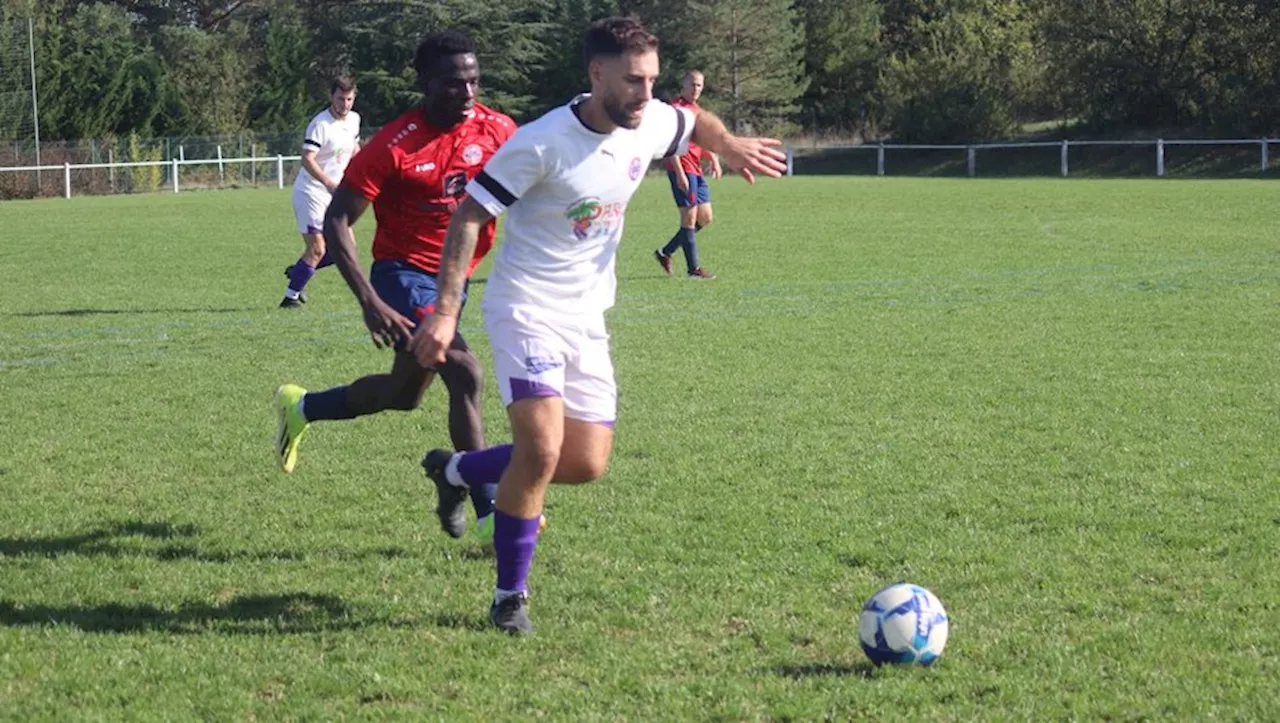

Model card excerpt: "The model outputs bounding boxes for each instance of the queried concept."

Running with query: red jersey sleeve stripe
[475,171,517,207]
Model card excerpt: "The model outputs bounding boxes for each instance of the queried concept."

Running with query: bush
[127,131,164,193]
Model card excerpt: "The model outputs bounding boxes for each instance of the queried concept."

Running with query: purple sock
[287,260,316,293]
[494,510,541,593]
[315,249,335,269]
[457,444,512,489]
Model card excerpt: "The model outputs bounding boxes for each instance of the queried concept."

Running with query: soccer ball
[858,583,949,666]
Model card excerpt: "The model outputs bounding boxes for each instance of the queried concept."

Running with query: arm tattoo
[434,198,487,317]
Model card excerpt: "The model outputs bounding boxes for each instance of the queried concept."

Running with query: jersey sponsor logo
[443,172,468,197]
[629,157,643,181]
[415,162,437,172]
[524,355,564,375]
[565,197,626,241]
[462,143,484,166]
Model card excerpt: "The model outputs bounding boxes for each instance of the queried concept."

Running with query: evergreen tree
[795,0,882,135]
[248,2,314,132]
[154,21,252,134]
[37,2,168,139]
[877,0,1035,142]
[684,0,808,135]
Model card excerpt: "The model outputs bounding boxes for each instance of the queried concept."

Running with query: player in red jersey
[654,70,721,279]
[274,31,515,538]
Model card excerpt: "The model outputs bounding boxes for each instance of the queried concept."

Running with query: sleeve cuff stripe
[662,107,687,159]
[304,139,321,148]
[475,171,517,207]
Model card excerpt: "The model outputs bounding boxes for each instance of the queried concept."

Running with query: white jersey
[293,107,361,197]
[468,95,696,318]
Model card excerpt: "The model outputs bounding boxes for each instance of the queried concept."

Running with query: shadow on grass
[0,520,412,563]
[775,661,878,679]
[0,520,198,556]
[5,307,254,318]
[0,593,377,634]
[431,611,490,631]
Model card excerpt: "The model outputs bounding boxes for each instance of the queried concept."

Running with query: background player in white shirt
[414,16,787,635]
[281,76,361,308]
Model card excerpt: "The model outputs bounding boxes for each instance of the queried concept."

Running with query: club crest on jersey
[629,157,643,180]
[565,197,625,241]
[462,144,484,166]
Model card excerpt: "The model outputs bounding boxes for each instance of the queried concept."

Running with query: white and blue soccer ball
[858,583,950,666]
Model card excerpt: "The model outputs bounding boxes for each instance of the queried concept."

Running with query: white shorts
[291,188,331,235]
[486,303,617,426]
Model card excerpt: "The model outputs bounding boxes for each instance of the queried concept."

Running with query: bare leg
[437,342,485,451]
[343,351,435,415]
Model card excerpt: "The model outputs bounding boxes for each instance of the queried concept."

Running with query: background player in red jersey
[274,31,515,539]
[654,70,721,279]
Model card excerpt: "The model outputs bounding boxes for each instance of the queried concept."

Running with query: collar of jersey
[568,94,615,137]
[417,106,478,133]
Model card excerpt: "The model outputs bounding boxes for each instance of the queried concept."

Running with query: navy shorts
[668,171,710,208]
[370,260,469,352]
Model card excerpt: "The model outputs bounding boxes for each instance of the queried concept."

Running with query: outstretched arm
[689,110,787,183]
[408,196,494,366]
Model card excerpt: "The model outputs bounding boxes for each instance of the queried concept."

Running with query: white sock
[494,588,525,603]
[444,452,466,487]
[284,288,300,300]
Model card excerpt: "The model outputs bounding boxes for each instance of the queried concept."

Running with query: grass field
[1,176,1277,720]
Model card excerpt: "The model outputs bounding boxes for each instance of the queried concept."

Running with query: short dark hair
[331,76,357,94]
[582,16,658,68]
[415,31,478,78]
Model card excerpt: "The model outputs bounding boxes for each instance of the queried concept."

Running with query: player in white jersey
[413,17,787,635]
[281,76,362,308]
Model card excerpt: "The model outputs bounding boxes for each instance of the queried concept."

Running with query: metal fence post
[877,143,885,176]
[966,146,976,177]
[1262,139,1269,173]
[784,145,793,176]
[108,148,116,192]
[251,143,257,184]
[217,144,224,183]
[277,154,284,189]
[63,162,71,199]
[1156,138,1165,177]
[1060,140,1069,177]
[172,158,179,193]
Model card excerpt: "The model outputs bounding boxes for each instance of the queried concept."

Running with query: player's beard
[603,93,644,130]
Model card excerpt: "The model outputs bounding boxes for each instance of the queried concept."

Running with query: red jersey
[670,97,706,176]
[341,102,516,275]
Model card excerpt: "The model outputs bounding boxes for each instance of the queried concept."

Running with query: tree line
[2,0,1277,145]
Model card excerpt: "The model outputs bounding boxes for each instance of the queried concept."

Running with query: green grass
[1,177,1277,720]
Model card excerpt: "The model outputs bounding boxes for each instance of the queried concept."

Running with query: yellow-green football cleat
[475,513,496,544]
[274,384,309,473]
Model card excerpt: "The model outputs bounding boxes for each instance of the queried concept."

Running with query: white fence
[0,152,303,198]
[783,138,1274,177]
[1,137,1275,199]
